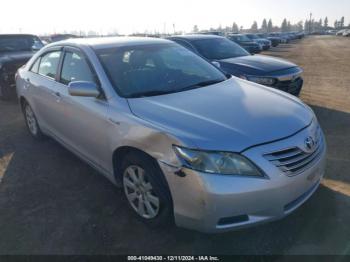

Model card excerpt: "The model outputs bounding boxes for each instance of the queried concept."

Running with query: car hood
[127,78,313,152]
[219,54,297,75]
[0,51,35,64]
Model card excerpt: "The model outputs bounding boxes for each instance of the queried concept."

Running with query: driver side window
[60,51,95,85]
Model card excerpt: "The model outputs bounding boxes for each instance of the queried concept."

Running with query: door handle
[52,91,61,102]
[25,78,31,83]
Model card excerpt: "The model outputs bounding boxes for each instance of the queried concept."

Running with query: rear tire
[121,151,173,228]
[22,101,44,139]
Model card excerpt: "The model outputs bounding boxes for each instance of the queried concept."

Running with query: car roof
[228,34,244,37]
[49,36,173,50]
[168,34,223,41]
[0,34,38,38]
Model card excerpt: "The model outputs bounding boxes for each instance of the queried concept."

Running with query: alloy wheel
[25,104,38,136]
[123,165,160,219]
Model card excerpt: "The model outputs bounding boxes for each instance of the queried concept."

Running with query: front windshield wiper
[127,79,226,98]
[180,78,226,91]
[127,90,175,98]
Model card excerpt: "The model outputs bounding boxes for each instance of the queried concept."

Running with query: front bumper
[273,77,303,96]
[246,45,262,54]
[261,43,271,50]
[159,126,326,233]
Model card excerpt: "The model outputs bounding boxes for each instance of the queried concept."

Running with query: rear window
[38,51,62,79]
[192,38,249,60]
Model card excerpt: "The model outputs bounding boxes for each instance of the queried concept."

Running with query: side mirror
[68,81,100,97]
[211,61,221,68]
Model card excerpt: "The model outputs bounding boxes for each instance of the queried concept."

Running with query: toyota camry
[16,37,326,233]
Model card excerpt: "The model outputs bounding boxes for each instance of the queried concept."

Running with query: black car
[227,34,262,54]
[0,34,44,100]
[244,34,271,50]
[168,35,303,96]
[49,34,79,43]
[256,34,280,47]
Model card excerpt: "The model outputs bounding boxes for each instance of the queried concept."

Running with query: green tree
[261,19,268,32]
[251,21,258,32]
[232,22,239,33]
[281,18,288,32]
[267,19,273,32]
[340,16,345,27]
[324,17,328,28]
[296,21,303,31]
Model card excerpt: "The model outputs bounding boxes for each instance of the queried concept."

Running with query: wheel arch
[112,146,157,184]
[19,96,27,111]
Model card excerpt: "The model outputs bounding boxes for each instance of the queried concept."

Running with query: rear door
[26,48,64,134]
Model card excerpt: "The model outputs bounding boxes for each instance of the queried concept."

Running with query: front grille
[264,127,324,176]
[273,77,303,96]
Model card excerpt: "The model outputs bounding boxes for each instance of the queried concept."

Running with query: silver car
[16,37,326,233]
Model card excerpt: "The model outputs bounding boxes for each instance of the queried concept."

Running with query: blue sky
[0,0,348,34]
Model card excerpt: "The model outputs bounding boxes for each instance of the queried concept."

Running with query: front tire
[121,151,173,227]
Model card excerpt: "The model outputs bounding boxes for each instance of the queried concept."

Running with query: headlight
[173,146,264,177]
[247,76,276,86]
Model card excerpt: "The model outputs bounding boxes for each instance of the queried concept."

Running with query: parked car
[168,35,304,96]
[256,34,280,47]
[198,31,224,36]
[343,30,350,37]
[0,34,44,100]
[227,34,262,54]
[244,34,271,50]
[16,37,326,233]
[270,32,290,43]
[336,29,347,36]
[49,34,79,43]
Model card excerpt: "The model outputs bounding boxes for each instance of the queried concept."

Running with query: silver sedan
[16,37,326,233]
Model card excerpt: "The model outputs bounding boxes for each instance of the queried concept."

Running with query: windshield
[0,35,43,52]
[246,34,259,40]
[230,35,251,42]
[191,38,249,60]
[96,43,227,98]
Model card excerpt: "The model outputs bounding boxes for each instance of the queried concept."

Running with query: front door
[53,48,111,170]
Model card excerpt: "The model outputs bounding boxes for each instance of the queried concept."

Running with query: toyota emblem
[305,136,316,152]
